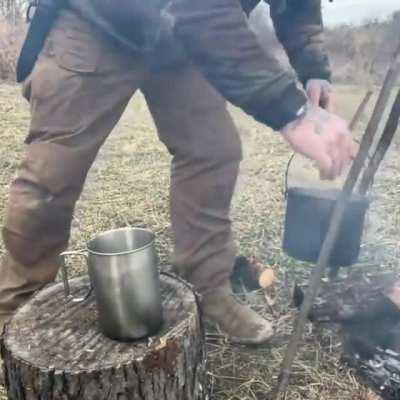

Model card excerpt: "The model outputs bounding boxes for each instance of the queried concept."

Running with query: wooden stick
[358,89,400,195]
[271,42,400,400]
[328,91,374,279]
[349,90,373,131]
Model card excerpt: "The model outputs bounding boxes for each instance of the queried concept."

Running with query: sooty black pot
[283,187,370,267]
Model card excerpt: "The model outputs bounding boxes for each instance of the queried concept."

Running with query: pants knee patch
[2,143,89,265]
[3,226,68,266]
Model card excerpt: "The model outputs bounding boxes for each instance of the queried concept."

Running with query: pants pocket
[54,31,100,74]
[47,13,101,74]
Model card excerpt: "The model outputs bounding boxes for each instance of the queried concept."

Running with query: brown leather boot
[200,284,274,345]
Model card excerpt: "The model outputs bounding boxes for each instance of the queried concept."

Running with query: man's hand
[306,79,335,112]
[281,104,358,180]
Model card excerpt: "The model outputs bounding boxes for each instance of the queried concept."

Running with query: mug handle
[60,251,92,302]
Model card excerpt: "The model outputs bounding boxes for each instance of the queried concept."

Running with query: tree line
[1,0,27,23]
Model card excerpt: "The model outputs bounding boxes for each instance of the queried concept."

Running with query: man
[0,0,355,346]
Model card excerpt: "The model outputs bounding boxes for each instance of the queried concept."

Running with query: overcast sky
[322,0,399,26]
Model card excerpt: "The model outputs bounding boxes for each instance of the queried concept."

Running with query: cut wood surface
[1,273,207,400]
[231,256,276,291]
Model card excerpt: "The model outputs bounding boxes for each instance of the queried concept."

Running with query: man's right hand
[281,104,358,180]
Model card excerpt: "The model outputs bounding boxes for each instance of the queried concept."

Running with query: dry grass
[0,82,399,399]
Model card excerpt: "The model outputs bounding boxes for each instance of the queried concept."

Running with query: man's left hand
[306,79,335,112]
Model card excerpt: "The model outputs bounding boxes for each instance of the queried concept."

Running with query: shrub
[0,18,25,81]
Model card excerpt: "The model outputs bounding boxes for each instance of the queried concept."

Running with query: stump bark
[1,273,207,400]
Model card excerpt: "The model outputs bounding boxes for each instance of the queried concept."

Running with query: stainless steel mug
[61,228,163,341]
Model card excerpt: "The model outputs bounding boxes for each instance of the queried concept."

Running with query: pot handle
[284,140,373,199]
[60,251,93,302]
[284,91,374,198]
[284,90,373,199]
[284,153,296,198]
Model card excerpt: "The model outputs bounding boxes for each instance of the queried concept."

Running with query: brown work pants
[0,11,242,328]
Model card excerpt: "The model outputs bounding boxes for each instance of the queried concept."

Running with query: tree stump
[1,273,207,400]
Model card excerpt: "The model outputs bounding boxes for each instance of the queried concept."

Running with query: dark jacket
[54,0,332,130]
[164,0,331,129]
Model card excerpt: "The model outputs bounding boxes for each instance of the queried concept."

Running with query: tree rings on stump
[1,273,207,400]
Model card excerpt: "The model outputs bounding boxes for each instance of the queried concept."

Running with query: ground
[0,82,399,399]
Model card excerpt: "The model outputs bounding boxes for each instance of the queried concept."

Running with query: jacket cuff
[248,82,308,131]
[301,69,332,87]
[297,54,332,86]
